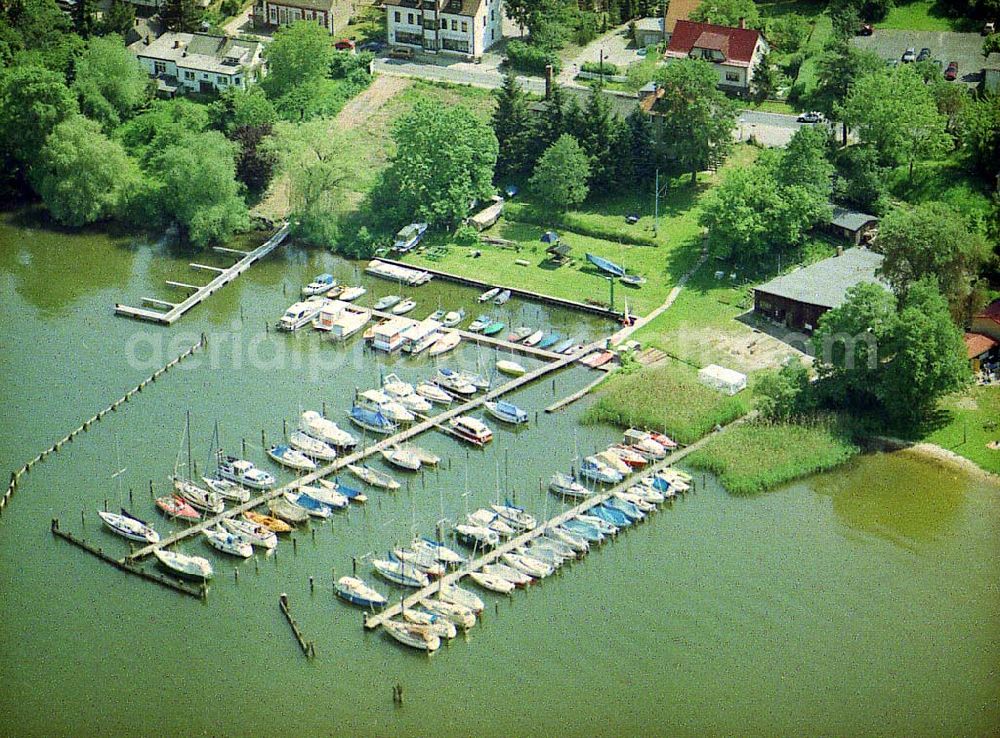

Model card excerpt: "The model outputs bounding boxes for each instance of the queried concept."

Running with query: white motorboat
[380,373,433,413]
[411,537,466,567]
[403,609,457,640]
[346,463,400,490]
[549,472,589,499]
[397,443,440,466]
[98,510,159,543]
[493,289,511,305]
[490,502,537,531]
[483,563,533,587]
[267,444,317,471]
[580,456,623,484]
[518,543,566,569]
[383,620,440,653]
[419,598,476,629]
[502,552,553,578]
[448,416,493,446]
[467,509,514,537]
[441,308,465,327]
[154,549,213,580]
[453,524,500,549]
[217,455,276,490]
[339,285,367,302]
[577,514,618,536]
[173,477,225,514]
[392,549,446,578]
[478,287,500,302]
[415,381,452,405]
[302,273,335,297]
[522,330,544,346]
[485,400,529,425]
[468,570,516,594]
[534,535,577,560]
[596,449,631,476]
[434,368,476,395]
[615,490,656,513]
[288,430,337,461]
[628,483,665,505]
[374,294,402,311]
[336,576,387,609]
[392,298,417,315]
[468,314,490,332]
[201,476,251,503]
[299,410,357,448]
[221,518,277,550]
[356,389,415,423]
[278,300,325,331]
[547,526,589,554]
[438,583,484,613]
[203,526,253,558]
[457,370,490,390]
[623,428,667,459]
[381,446,423,471]
[428,331,461,356]
[496,359,526,376]
[373,558,430,588]
[318,477,367,504]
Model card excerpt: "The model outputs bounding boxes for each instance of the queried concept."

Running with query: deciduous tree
[161,0,200,32]
[263,21,334,98]
[690,0,760,27]
[72,36,151,130]
[0,64,79,168]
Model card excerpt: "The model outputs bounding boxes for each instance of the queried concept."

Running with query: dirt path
[253,76,412,221]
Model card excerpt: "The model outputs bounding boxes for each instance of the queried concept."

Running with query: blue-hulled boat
[552,337,575,354]
[537,331,562,349]
[586,253,626,278]
[328,478,367,503]
[336,576,388,609]
[484,400,529,425]
[591,503,631,527]
[348,406,398,434]
[605,496,644,522]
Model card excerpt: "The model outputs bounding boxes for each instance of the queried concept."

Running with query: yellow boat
[244,510,293,534]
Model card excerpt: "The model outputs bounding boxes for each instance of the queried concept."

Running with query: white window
[725,70,739,82]
[184,70,195,80]
[154,60,166,74]
[269,5,276,21]
[218,76,228,86]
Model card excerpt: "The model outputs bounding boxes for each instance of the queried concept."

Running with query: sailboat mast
[186,410,193,482]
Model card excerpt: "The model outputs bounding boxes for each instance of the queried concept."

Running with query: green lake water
[1,211,998,737]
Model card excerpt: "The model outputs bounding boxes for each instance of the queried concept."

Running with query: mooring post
[352,556,357,575]
[309,576,314,593]
[292,538,297,555]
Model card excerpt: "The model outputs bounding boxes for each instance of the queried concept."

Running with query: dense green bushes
[580,60,620,76]
[505,40,561,76]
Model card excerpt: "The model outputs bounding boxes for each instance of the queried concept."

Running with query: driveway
[372,56,546,94]
[852,30,986,86]
[559,24,644,84]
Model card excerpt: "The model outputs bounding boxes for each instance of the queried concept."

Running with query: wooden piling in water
[279,593,314,658]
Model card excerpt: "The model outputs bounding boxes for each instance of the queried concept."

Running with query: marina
[1,216,997,737]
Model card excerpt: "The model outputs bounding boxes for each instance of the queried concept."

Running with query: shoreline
[870,436,1000,486]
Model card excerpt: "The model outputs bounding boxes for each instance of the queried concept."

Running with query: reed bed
[584,362,749,445]
[687,419,859,495]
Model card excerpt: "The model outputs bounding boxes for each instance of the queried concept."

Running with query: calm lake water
[1,211,998,737]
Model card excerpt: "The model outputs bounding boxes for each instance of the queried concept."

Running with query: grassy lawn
[584,359,750,444]
[878,0,978,32]
[886,153,994,223]
[686,418,860,494]
[910,386,1000,474]
[792,12,833,98]
[745,99,799,115]
[403,145,759,316]
[340,5,386,43]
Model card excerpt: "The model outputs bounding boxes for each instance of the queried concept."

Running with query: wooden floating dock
[126,340,602,562]
[51,519,205,599]
[115,222,290,325]
[279,593,315,658]
[368,308,564,361]
[374,257,623,320]
[362,436,715,630]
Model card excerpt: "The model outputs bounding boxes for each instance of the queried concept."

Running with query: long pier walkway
[368,309,564,362]
[115,223,291,325]
[363,428,723,630]
[126,340,601,562]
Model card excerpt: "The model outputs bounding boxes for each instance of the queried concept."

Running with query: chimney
[738,16,745,28]
[544,64,554,99]
[836,244,844,256]
[174,39,181,48]
[144,34,150,44]
[134,17,139,25]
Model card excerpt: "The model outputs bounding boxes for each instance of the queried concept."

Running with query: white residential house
[663,19,769,95]
[385,0,503,59]
[253,0,351,34]
[130,32,266,96]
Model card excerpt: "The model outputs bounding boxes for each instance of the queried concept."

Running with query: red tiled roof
[964,332,997,359]
[694,31,729,51]
[976,299,1000,326]
[665,20,763,66]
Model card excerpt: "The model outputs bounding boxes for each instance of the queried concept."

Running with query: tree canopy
[72,36,151,131]
[264,21,335,98]
[876,201,990,322]
[492,72,535,181]
[33,115,139,226]
[653,59,737,183]
[0,64,79,168]
[378,100,498,228]
[529,134,591,210]
[690,0,760,28]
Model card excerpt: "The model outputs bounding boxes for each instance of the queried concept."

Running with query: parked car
[388,46,415,60]
[983,21,995,35]
[901,47,917,62]
[359,40,387,53]
[797,111,825,123]
[334,38,356,52]
[944,61,959,81]
[916,47,932,62]
[858,23,874,35]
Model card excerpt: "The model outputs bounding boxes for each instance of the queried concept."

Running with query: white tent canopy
[698,364,747,396]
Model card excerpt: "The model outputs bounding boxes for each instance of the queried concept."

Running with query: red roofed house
[964,332,997,372]
[663,19,769,95]
[971,299,1000,343]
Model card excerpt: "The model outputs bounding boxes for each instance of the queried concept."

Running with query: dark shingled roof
[830,206,878,232]
[754,248,888,310]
